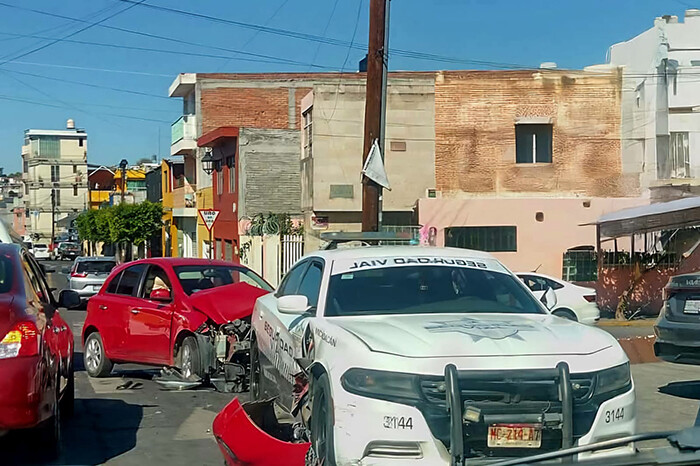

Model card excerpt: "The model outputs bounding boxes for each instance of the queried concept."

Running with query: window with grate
[227,156,235,193]
[515,124,552,164]
[445,226,517,252]
[216,159,223,195]
[670,132,690,179]
[51,165,60,183]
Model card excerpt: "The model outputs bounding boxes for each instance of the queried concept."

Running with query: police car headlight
[594,362,631,396]
[341,368,421,403]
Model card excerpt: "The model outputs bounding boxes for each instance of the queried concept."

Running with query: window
[39,136,60,158]
[106,271,124,294]
[76,260,116,274]
[79,138,84,147]
[216,159,223,195]
[173,265,271,295]
[141,266,172,300]
[22,255,50,303]
[115,264,145,296]
[277,261,309,297]
[73,185,78,197]
[51,165,60,182]
[325,265,543,317]
[54,189,61,207]
[519,275,564,292]
[302,108,312,160]
[670,132,690,179]
[0,256,13,294]
[227,156,235,193]
[297,262,323,309]
[445,226,517,252]
[73,165,77,173]
[515,124,552,164]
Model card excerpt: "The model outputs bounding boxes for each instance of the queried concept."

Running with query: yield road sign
[198,209,220,232]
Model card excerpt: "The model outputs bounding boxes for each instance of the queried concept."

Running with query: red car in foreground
[0,243,81,458]
[81,258,272,390]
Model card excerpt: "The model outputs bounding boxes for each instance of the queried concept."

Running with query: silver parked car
[69,256,117,303]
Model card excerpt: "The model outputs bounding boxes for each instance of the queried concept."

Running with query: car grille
[416,372,597,458]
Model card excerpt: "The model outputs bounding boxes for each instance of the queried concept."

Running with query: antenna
[533,264,542,273]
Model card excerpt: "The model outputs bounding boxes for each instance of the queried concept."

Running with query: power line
[0,2,332,70]
[6,59,172,78]
[0,1,145,66]
[0,68,171,100]
[307,0,341,72]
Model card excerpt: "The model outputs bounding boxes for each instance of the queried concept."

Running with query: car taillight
[584,295,596,303]
[71,272,88,278]
[0,321,39,359]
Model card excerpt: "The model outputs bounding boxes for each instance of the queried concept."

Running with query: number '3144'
[605,407,624,423]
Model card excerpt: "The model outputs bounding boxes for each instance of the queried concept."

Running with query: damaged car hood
[331,313,614,358]
[189,283,270,323]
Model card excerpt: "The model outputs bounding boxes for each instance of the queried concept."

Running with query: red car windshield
[0,256,13,294]
[173,265,272,295]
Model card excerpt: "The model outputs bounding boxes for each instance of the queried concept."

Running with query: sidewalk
[597,317,656,327]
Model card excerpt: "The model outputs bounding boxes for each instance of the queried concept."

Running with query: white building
[609,9,700,199]
[22,119,89,241]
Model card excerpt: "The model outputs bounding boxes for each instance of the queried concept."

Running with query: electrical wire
[307,0,341,72]
[0,1,145,66]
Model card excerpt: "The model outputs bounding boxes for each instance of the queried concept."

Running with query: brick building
[418,67,647,277]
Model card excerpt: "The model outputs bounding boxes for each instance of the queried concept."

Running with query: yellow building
[112,168,147,204]
[161,160,176,257]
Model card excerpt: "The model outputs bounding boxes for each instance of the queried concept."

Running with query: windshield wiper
[490,427,700,466]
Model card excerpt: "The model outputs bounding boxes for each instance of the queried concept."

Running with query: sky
[0,0,694,173]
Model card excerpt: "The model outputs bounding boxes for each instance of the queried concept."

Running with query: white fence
[239,234,304,288]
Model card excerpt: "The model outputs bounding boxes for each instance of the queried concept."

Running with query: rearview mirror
[58,289,81,309]
[149,288,172,302]
[540,287,558,310]
[278,295,309,315]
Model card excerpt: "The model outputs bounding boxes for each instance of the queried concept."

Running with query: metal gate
[280,234,304,280]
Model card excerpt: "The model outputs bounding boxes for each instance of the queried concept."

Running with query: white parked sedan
[517,272,600,325]
[251,246,634,465]
[32,243,51,260]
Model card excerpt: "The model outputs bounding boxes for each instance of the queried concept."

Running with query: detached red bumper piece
[212,398,310,466]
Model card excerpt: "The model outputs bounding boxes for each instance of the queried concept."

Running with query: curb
[617,336,659,364]
[597,319,656,328]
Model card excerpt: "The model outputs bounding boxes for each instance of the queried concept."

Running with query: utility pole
[50,188,56,249]
[361,0,390,232]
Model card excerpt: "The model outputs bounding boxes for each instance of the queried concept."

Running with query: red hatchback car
[0,243,80,457]
[82,258,272,388]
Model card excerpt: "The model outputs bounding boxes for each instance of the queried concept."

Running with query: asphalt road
[1,262,698,464]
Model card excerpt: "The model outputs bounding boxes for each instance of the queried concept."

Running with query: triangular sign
[198,209,220,231]
[361,139,391,190]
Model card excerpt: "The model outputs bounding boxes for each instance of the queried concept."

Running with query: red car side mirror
[150,289,171,302]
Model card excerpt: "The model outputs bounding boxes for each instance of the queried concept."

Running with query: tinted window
[326,265,543,317]
[277,262,308,297]
[297,262,323,308]
[0,256,13,293]
[141,266,172,299]
[173,265,272,295]
[22,255,49,303]
[77,260,116,274]
[106,271,123,294]
[115,265,145,296]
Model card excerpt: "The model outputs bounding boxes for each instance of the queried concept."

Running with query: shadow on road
[659,380,700,400]
[0,398,143,465]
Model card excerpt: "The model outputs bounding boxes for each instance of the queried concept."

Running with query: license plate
[684,300,700,314]
[487,424,542,449]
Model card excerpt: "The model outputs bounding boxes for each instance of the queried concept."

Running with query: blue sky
[0,0,692,173]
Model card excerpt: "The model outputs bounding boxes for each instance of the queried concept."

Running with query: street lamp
[119,159,128,204]
[201,148,215,175]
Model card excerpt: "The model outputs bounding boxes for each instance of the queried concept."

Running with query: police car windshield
[325,265,543,317]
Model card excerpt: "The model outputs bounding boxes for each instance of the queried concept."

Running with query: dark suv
[56,242,81,261]
[654,273,700,364]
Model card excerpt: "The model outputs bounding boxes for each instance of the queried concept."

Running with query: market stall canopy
[584,196,700,239]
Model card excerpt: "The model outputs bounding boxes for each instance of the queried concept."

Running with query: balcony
[172,177,197,217]
[171,115,197,155]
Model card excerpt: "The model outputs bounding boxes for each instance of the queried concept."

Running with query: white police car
[250,246,635,465]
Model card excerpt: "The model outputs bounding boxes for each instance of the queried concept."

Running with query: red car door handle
[130,309,140,315]
[99,305,108,310]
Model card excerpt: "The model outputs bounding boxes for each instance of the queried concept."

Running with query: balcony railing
[173,186,197,210]
[171,115,197,153]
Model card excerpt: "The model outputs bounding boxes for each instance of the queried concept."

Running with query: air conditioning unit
[426,188,442,199]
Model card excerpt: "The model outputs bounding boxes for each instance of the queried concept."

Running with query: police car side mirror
[278,295,309,315]
[541,287,558,310]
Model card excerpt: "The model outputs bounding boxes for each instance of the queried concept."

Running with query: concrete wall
[417,196,648,277]
[433,69,636,197]
[238,128,301,217]
[308,79,436,213]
